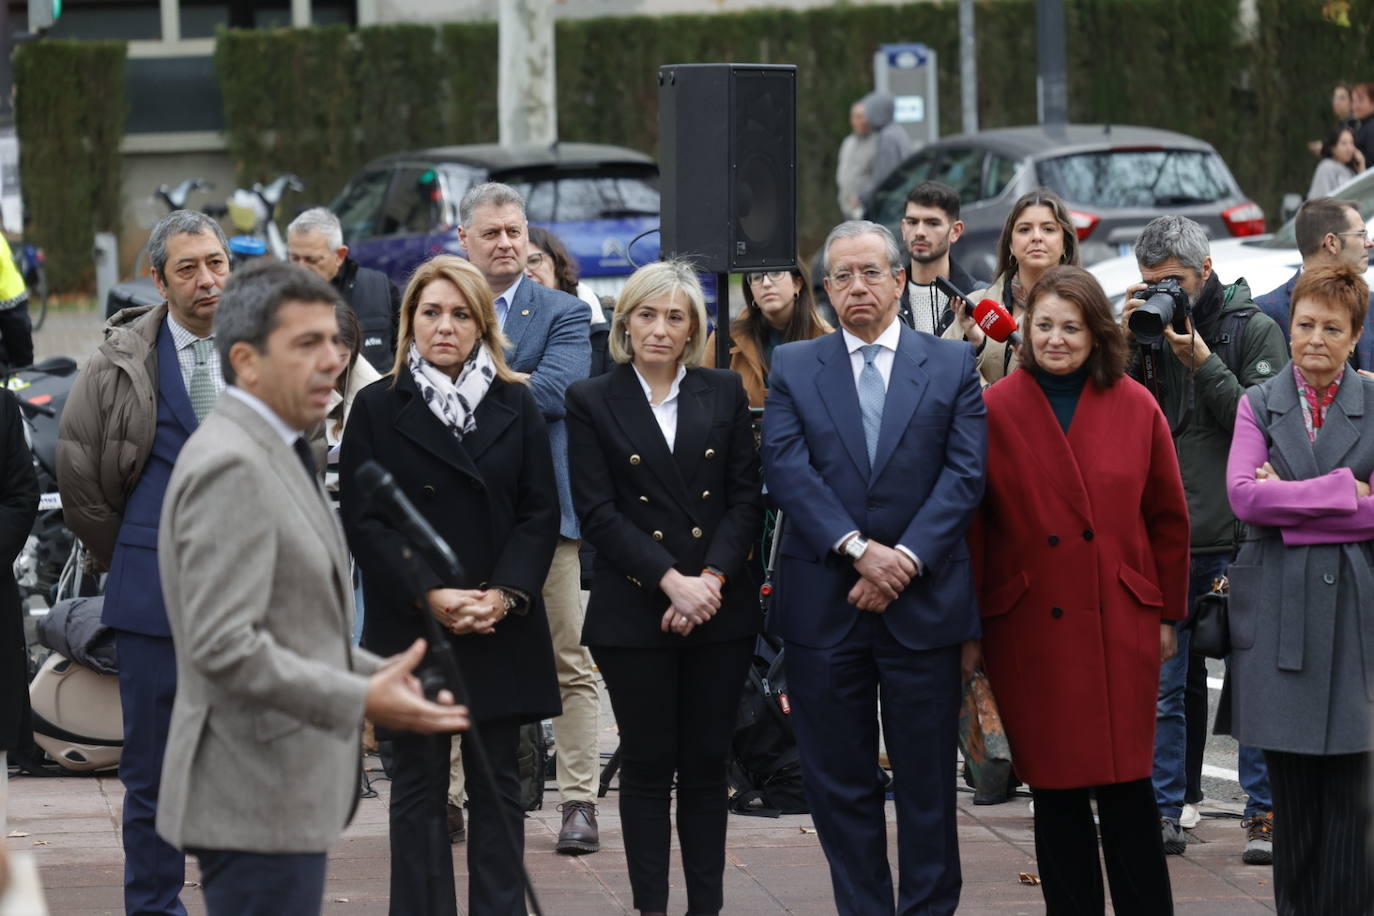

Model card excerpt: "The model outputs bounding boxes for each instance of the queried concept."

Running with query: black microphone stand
[380,534,545,916]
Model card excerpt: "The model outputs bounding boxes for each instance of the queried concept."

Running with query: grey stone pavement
[12,304,1280,914]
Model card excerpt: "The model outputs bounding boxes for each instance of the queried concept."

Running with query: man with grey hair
[56,208,232,915]
[286,206,399,373]
[1123,214,1286,864]
[761,220,986,914]
[448,182,599,853]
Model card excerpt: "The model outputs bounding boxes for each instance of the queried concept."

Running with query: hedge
[12,40,126,292]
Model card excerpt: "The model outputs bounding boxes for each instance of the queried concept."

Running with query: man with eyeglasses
[287,207,400,374]
[761,220,986,915]
[897,181,985,337]
[1256,197,1374,371]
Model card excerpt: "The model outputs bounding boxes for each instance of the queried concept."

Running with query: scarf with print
[408,340,496,440]
[1295,362,1344,443]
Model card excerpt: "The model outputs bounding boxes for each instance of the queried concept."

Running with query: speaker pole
[715,272,731,368]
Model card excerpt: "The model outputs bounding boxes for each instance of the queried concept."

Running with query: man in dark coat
[897,181,985,337]
[287,207,400,374]
[1,387,38,823]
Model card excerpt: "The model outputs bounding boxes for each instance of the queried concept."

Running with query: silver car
[865,124,1264,281]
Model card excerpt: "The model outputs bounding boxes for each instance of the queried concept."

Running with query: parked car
[864,124,1265,281]
[1089,161,1374,309]
[330,142,663,301]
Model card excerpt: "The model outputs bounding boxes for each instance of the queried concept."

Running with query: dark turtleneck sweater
[1034,365,1090,433]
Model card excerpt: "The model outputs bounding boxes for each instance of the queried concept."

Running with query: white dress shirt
[841,315,900,391]
[632,363,687,452]
[226,387,301,448]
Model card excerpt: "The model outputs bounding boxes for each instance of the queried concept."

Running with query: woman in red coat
[966,265,1190,916]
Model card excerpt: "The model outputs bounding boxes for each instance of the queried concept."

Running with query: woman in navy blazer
[565,260,763,916]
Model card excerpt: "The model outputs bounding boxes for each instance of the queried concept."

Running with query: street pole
[498,0,557,147]
[959,0,977,135]
[1035,0,1068,126]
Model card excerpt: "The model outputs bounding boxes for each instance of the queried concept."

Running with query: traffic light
[28,0,62,32]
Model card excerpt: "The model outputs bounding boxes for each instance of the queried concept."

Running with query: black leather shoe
[556,800,599,854]
[447,802,466,844]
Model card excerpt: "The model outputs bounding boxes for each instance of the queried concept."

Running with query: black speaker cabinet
[659,63,797,274]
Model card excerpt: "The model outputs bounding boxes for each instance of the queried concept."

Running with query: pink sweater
[1227,396,1374,546]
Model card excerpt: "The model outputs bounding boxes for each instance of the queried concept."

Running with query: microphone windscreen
[972,299,1019,344]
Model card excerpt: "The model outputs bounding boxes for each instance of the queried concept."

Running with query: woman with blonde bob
[340,254,561,916]
[566,259,763,916]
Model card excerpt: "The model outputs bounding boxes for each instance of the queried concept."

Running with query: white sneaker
[1180,803,1201,829]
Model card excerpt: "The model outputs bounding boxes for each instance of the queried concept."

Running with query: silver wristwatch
[842,535,870,561]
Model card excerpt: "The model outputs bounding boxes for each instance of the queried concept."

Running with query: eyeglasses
[1334,228,1370,241]
[827,268,891,289]
[746,270,790,285]
[526,252,547,268]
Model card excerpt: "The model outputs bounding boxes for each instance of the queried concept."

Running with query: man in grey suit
[448,182,601,852]
[156,261,469,915]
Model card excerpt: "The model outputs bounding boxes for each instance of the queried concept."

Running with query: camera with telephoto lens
[1127,278,1191,346]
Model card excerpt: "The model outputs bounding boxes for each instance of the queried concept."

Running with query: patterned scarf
[408,341,496,439]
[1294,363,1344,443]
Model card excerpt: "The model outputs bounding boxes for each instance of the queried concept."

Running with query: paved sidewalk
[5,758,1277,915]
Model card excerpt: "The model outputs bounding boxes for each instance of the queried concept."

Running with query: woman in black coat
[340,255,560,916]
[565,259,764,916]
[2,388,39,808]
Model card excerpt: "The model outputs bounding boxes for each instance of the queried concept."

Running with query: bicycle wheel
[27,266,48,331]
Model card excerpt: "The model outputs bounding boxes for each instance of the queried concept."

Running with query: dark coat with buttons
[565,363,763,648]
[339,368,561,724]
[970,368,1190,789]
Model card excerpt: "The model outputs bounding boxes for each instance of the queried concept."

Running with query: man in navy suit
[451,182,600,852]
[761,220,987,915]
[57,210,231,915]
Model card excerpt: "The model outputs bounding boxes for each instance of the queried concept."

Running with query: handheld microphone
[933,275,1022,348]
[355,460,465,582]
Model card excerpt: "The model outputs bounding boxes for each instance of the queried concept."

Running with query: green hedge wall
[12,40,127,292]
[209,1,1374,264]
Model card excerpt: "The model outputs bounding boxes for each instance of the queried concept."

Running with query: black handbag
[1184,574,1230,659]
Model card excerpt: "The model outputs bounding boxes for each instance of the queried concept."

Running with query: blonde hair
[608,259,709,367]
[389,255,524,386]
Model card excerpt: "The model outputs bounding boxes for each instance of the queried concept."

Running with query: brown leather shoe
[447,802,466,844]
[555,800,599,854]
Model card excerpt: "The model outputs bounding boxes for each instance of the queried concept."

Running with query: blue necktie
[858,344,885,467]
[495,296,509,328]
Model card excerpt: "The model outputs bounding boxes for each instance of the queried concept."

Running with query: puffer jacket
[56,303,165,569]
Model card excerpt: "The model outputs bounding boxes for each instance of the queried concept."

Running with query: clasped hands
[659,568,721,637]
[1256,460,1372,498]
[848,540,917,613]
[427,587,506,636]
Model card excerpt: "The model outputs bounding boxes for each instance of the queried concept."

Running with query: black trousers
[592,637,754,916]
[387,719,524,916]
[190,848,327,916]
[1264,749,1374,916]
[1029,778,1174,916]
[1184,650,1208,805]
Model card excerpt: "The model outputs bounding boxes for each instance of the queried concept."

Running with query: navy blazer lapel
[499,279,535,364]
[606,364,694,514]
[871,325,929,481]
[672,370,712,483]
[391,371,484,483]
[815,333,871,479]
[155,320,199,434]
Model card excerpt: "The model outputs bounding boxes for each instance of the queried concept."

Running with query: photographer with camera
[1123,215,1288,864]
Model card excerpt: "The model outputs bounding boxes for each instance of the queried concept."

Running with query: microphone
[932,274,1022,348]
[971,298,1023,349]
[355,460,465,583]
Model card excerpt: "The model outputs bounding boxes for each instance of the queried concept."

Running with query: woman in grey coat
[1225,263,1374,915]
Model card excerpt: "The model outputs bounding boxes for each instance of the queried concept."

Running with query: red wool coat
[971,369,1190,789]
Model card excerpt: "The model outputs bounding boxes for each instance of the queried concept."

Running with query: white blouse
[632,363,687,452]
